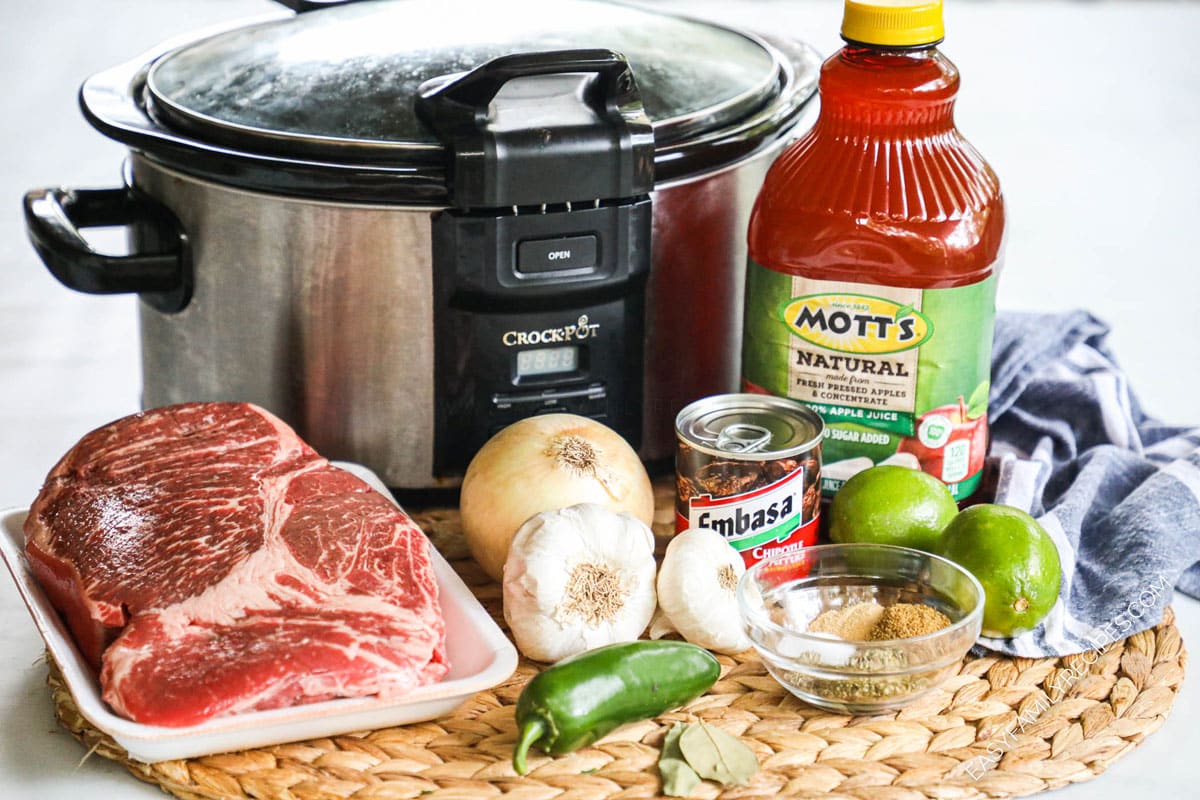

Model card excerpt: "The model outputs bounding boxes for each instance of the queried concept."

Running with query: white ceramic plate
[0,463,517,763]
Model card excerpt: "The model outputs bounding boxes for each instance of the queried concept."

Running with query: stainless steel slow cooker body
[24,0,820,488]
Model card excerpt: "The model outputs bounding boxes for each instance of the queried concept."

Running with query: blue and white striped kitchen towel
[979,310,1200,656]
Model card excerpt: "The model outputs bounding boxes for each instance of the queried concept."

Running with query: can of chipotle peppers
[675,394,823,566]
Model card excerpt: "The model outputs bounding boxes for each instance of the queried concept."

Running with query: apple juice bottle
[742,0,1005,500]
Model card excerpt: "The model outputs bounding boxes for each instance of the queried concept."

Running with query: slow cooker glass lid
[145,0,783,160]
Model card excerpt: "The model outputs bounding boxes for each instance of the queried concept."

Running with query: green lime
[828,465,958,552]
[938,504,1062,638]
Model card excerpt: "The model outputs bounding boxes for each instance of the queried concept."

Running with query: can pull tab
[714,424,774,454]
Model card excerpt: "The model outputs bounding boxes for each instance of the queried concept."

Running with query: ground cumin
[871,603,952,639]
[808,601,951,640]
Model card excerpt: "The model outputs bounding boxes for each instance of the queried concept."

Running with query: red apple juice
[742,0,1005,500]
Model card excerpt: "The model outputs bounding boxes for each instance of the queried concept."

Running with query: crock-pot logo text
[502,315,600,347]
[782,294,933,354]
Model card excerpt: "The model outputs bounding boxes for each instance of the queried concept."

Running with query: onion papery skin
[460,414,654,582]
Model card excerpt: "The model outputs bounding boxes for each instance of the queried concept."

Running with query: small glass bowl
[737,543,984,713]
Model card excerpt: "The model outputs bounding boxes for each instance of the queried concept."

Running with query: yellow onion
[459,414,654,582]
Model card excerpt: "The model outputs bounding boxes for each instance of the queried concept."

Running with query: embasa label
[684,468,818,566]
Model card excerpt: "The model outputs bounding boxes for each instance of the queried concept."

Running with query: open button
[517,235,598,274]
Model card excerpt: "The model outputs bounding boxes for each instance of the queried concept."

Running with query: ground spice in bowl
[742,545,983,713]
[872,603,952,639]
[808,601,951,640]
[773,601,958,708]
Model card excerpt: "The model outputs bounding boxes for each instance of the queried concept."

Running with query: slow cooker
[24,0,819,488]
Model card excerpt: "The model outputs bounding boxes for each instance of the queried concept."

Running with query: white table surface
[1,0,1196,796]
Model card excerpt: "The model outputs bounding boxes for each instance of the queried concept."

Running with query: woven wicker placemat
[48,505,1186,800]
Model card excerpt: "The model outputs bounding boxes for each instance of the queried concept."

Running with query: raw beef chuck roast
[24,402,448,727]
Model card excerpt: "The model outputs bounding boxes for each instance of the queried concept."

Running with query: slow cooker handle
[418,50,637,126]
[416,49,655,207]
[24,187,191,313]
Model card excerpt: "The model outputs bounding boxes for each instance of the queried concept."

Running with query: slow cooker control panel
[430,199,650,474]
[417,49,657,475]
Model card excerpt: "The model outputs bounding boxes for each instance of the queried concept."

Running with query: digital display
[516,346,579,377]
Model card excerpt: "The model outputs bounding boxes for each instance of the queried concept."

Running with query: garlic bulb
[460,414,654,582]
[657,529,751,654]
[503,503,657,663]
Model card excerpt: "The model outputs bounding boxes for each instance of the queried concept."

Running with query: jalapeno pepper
[512,640,721,775]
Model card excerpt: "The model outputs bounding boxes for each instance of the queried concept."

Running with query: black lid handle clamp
[415,49,655,210]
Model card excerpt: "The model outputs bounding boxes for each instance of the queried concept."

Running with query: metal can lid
[675,393,824,460]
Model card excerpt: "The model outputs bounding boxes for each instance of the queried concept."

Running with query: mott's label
[782,294,933,354]
[678,467,818,566]
[743,268,997,500]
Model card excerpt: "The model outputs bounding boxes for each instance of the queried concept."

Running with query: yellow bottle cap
[841,0,945,47]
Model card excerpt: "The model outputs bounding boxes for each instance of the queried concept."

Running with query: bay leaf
[662,722,687,760]
[659,723,702,797]
[678,721,758,786]
[660,758,702,797]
